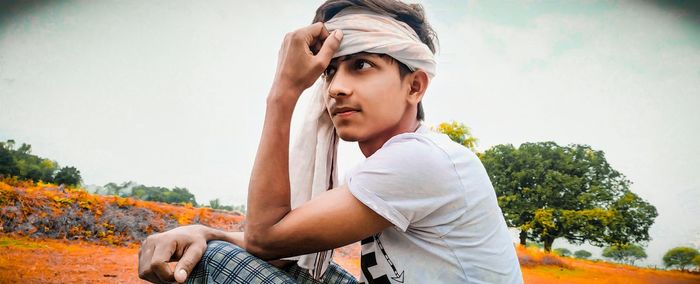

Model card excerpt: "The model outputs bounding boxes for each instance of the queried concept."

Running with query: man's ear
[407,70,429,105]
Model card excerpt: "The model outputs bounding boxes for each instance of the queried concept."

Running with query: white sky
[1,0,698,266]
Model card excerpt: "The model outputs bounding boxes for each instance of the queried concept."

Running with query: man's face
[323,53,412,142]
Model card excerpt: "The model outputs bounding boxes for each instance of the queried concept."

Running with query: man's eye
[324,67,336,78]
[354,60,372,70]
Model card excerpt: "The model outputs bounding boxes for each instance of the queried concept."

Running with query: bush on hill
[0,178,243,246]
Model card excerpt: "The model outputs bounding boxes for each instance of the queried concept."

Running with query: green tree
[209,198,234,211]
[692,254,700,271]
[480,142,657,251]
[574,250,592,259]
[2,140,15,151]
[95,181,198,205]
[209,198,222,209]
[434,121,478,152]
[167,187,197,206]
[2,140,59,182]
[553,248,572,257]
[132,185,165,202]
[663,247,699,271]
[231,204,246,214]
[16,143,31,155]
[110,183,198,206]
[602,244,647,265]
[99,181,138,197]
[0,146,19,177]
[53,166,82,186]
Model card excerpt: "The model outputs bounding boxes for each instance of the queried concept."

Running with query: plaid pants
[186,240,358,284]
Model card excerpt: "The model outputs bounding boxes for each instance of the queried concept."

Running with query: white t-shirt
[344,124,523,284]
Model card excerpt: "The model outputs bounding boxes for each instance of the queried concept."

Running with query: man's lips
[332,107,360,117]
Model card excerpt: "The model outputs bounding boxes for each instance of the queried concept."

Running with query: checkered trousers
[186,240,358,284]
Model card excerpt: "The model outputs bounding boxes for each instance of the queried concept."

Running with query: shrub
[574,250,592,259]
[553,248,572,257]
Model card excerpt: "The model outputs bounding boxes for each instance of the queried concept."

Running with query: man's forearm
[204,227,246,248]
[245,87,300,240]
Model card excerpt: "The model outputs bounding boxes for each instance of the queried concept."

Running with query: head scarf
[286,7,437,279]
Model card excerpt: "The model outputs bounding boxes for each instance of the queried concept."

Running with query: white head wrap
[286,7,436,279]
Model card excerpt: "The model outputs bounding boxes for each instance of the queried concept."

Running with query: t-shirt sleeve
[347,135,464,232]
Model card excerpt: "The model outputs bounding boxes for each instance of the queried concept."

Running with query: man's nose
[327,69,352,99]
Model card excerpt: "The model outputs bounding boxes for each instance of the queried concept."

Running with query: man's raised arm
[244,23,392,260]
[244,23,342,252]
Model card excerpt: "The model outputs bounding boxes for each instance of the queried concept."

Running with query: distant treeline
[208,198,246,214]
[89,181,198,206]
[0,139,244,212]
[89,182,245,213]
[0,139,82,186]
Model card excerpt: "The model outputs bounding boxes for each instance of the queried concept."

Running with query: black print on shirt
[360,233,405,284]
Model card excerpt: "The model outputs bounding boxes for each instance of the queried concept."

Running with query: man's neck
[358,119,421,157]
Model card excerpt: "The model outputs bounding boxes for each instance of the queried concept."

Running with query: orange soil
[0,234,144,283]
[516,246,700,284]
[0,234,360,283]
[2,235,698,284]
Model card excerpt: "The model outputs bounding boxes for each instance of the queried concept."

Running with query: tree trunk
[519,231,527,246]
[543,237,554,252]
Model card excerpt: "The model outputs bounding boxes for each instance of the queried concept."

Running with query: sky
[1,0,698,267]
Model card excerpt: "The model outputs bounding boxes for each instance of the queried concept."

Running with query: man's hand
[138,225,211,284]
[271,22,343,100]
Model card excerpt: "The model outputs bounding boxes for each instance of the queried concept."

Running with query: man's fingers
[174,242,207,283]
[138,238,161,283]
[315,29,343,66]
[302,22,330,42]
[301,22,331,55]
[150,242,177,283]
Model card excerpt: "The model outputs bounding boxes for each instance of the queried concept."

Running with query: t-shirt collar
[415,123,429,134]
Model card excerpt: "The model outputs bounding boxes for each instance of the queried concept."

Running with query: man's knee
[187,241,248,283]
[189,240,297,284]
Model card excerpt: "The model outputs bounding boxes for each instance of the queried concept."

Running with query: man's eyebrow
[329,53,383,66]
[331,54,356,64]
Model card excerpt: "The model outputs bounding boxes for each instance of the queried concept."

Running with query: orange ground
[0,234,360,283]
[0,234,144,283]
[516,245,700,284]
[2,234,699,284]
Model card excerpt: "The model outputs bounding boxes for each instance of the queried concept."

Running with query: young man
[138,1,522,283]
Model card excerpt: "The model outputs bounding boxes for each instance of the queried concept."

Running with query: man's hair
[313,0,438,121]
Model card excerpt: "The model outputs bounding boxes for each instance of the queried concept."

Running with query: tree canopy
[433,121,478,152]
[208,198,246,213]
[574,250,592,259]
[53,166,82,186]
[479,141,657,251]
[95,181,198,206]
[0,146,19,177]
[663,247,699,271]
[553,248,572,257]
[0,139,81,185]
[602,244,647,265]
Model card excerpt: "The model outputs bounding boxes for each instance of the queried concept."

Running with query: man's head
[313,0,438,144]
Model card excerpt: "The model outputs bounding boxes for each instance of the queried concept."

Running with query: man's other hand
[138,225,209,284]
